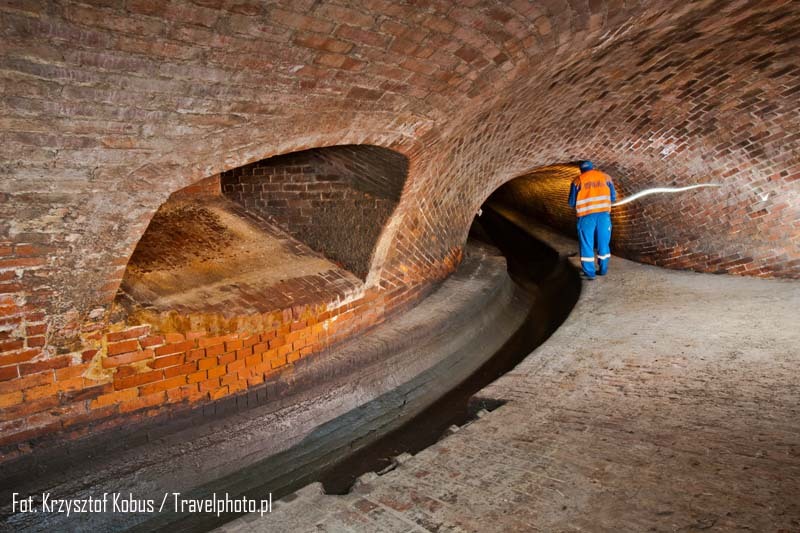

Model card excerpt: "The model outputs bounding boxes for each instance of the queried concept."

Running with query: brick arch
[376,1,800,282]
[111,143,416,336]
[0,0,656,346]
[481,164,579,234]
[52,126,425,343]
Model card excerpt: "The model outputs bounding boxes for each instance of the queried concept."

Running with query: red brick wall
[2,0,799,458]
[0,287,391,461]
[221,146,407,279]
[1,173,447,462]
[314,145,408,201]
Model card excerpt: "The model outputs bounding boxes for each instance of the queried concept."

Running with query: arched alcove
[480,162,725,273]
[220,145,409,279]
[114,145,409,324]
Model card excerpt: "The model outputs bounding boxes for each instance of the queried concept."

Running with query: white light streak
[612,184,721,207]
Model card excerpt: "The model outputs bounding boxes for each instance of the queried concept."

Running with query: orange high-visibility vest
[573,169,613,217]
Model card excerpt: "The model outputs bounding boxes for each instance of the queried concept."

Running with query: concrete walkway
[220,221,800,532]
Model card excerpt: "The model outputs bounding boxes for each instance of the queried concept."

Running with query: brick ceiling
[1,0,798,337]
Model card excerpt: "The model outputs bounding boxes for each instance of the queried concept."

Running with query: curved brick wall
[395,2,800,281]
[487,163,775,275]
[221,145,409,279]
[1,1,798,457]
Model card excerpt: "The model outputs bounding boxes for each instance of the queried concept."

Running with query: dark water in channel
[318,206,580,495]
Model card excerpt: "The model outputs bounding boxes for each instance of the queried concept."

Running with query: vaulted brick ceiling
[2,0,799,340]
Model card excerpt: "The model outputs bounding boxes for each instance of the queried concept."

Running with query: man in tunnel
[568,160,617,279]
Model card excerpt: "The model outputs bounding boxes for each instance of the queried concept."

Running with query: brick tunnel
[1,1,799,531]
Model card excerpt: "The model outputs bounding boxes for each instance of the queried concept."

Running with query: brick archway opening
[113,145,408,328]
[484,164,581,237]
[479,163,642,263]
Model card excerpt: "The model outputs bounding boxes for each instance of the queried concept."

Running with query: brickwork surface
[490,164,725,273]
[223,229,800,532]
[117,181,362,318]
[1,1,799,455]
[0,244,514,533]
[221,146,408,279]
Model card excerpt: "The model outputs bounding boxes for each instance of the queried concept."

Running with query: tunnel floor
[221,209,800,532]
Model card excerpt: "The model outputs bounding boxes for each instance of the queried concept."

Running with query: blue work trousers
[577,211,612,278]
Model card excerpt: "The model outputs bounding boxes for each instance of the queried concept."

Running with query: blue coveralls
[568,179,617,278]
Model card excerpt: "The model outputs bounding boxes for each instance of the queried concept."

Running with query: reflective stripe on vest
[575,195,610,206]
[576,201,611,214]
[574,170,612,217]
